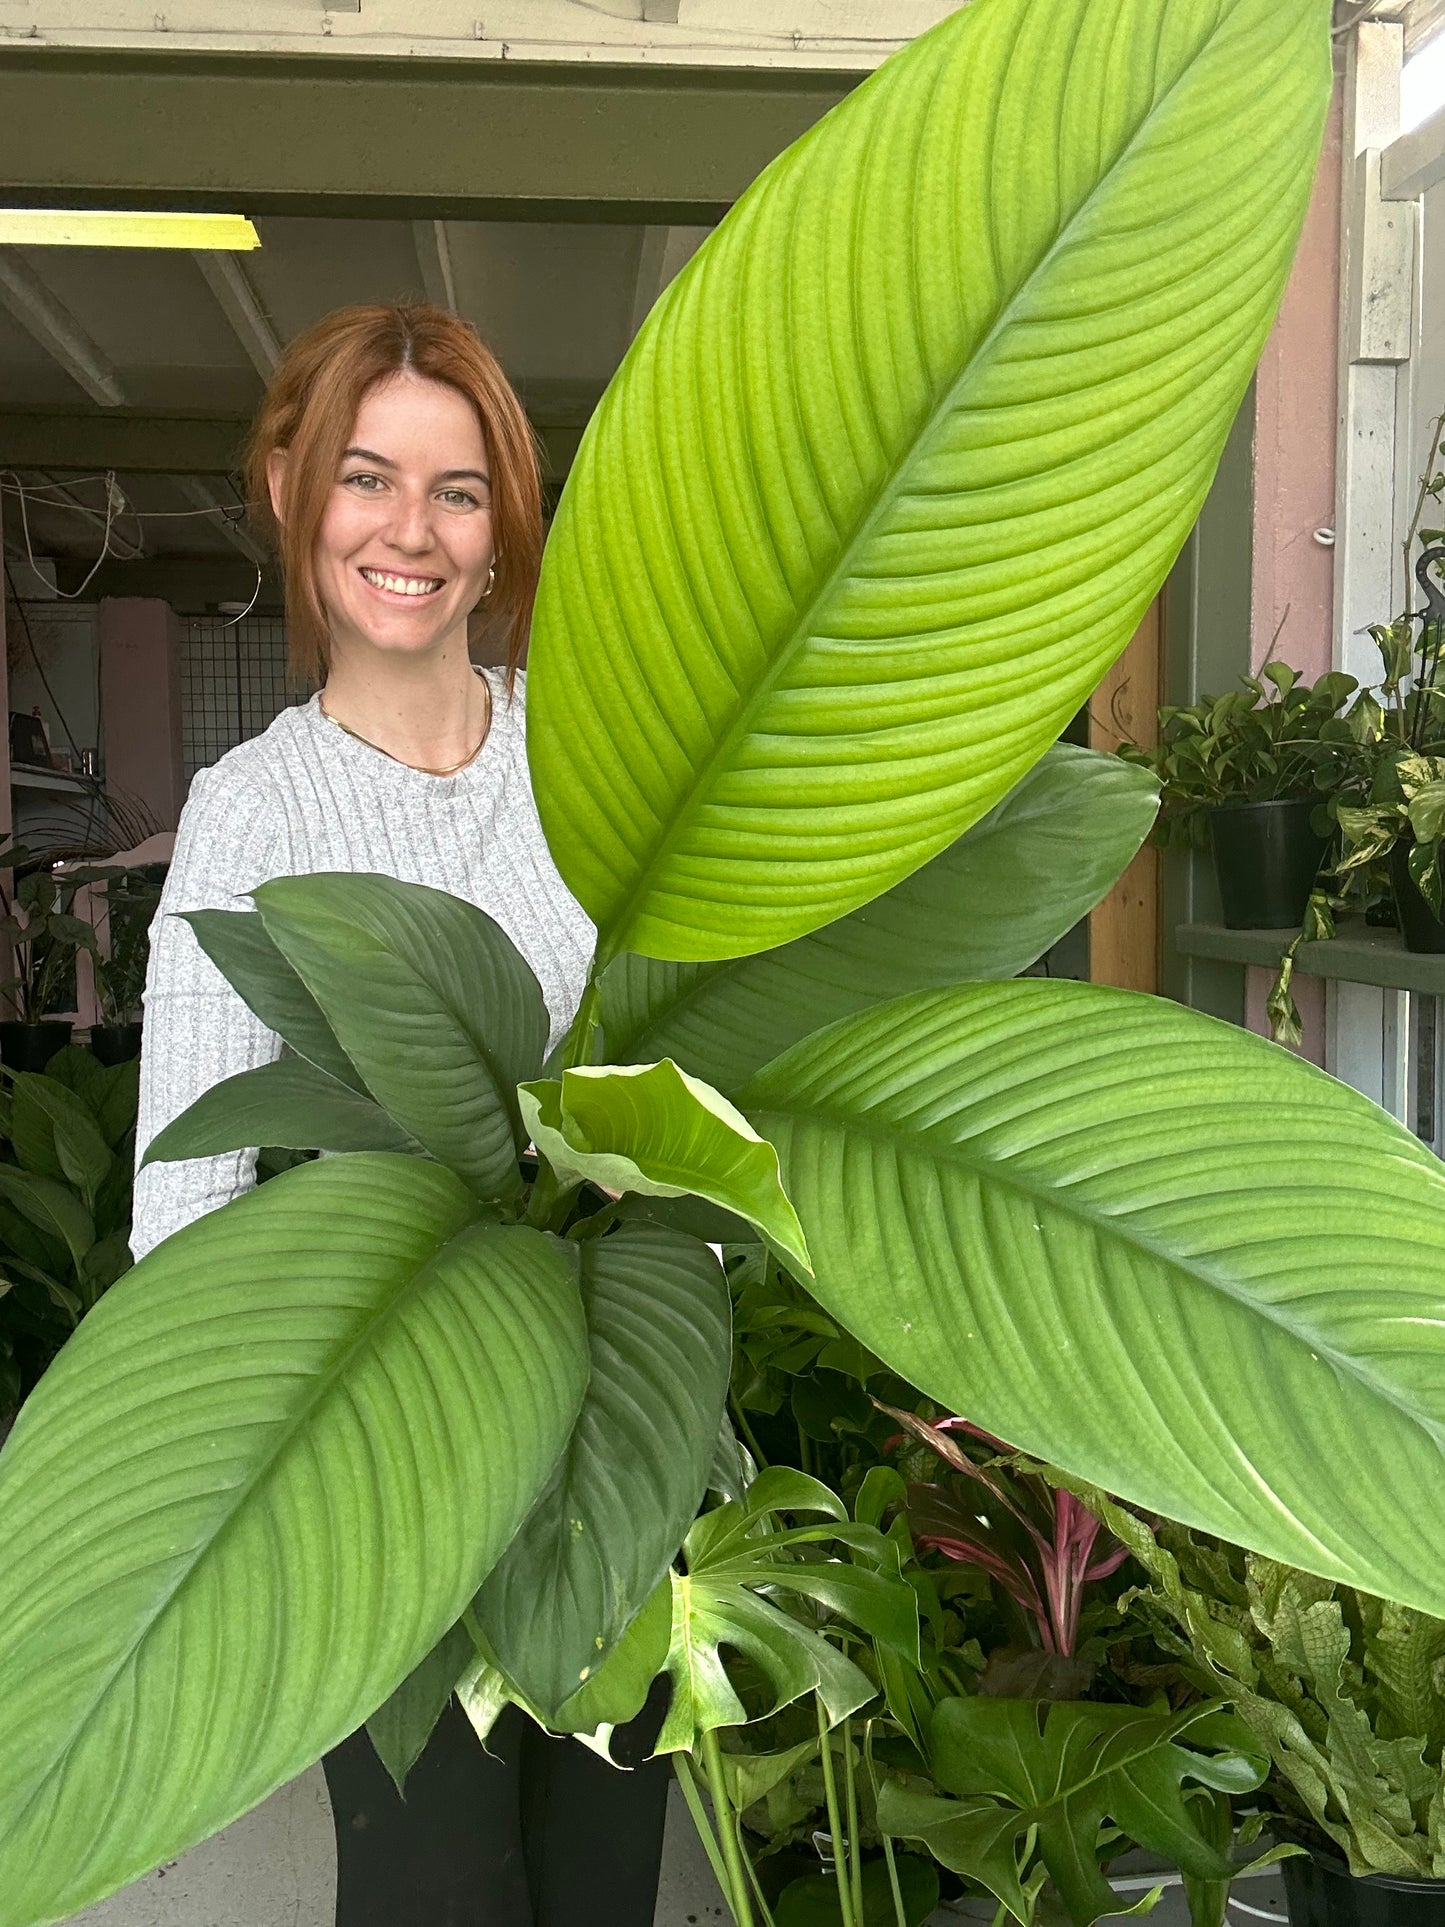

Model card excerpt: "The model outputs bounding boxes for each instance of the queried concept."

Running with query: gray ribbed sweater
[131,668,596,1260]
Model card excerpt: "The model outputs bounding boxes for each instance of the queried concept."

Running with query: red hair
[244,303,543,684]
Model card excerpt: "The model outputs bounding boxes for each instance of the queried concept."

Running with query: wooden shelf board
[1176,921,1445,995]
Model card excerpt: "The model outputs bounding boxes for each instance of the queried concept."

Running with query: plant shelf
[10,764,93,795]
[1176,921,1445,995]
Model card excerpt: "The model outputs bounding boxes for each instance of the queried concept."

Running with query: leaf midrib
[746,1098,1445,1448]
[8,1192,495,1849]
[597,14,1213,955]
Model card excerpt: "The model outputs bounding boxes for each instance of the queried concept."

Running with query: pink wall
[99,599,186,832]
[1243,85,1345,1061]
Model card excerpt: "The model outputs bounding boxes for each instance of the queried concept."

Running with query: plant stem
[522,1161,559,1229]
[843,1716,864,1924]
[729,1395,769,1470]
[700,1727,758,1927]
[674,1755,738,1917]
[816,1699,857,1927]
[558,975,602,1069]
[865,1720,909,1927]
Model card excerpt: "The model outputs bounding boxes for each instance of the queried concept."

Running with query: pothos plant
[5,3,1445,1925]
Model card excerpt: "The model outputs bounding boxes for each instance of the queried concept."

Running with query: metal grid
[180,617,303,779]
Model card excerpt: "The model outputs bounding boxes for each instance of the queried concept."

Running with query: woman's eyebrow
[341,447,489,487]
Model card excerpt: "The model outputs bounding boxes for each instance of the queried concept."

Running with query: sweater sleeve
[130,767,287,1261]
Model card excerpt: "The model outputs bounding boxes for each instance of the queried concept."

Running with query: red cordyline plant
[877,1403,1130,1658]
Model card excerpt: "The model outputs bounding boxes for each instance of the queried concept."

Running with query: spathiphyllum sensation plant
[4,3,1442,1923]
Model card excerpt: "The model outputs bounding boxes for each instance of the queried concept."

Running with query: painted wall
[98,597,187,831]
[1242,83,1346,1063]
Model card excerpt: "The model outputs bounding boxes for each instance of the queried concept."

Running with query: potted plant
[65,862,167,1064]
[1072,1491,1445,1926]
[0,1045,137,1436]
[0,841,99,1071]
[7,11,1442,1927]
[1119,664,1362,930]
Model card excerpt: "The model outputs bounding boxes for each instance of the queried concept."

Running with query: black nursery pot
[1282,1845,1445,1927]
[0,1020,72,1073]
[1207,797,1329,930]
[88,1023,143,1066]
[1389,840,1445,954]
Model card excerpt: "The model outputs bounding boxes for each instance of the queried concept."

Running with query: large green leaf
[878,1700,1264,1927]
[184,908,364,1091]
[0,1155,588,1927]
[741,980,1445,1615]
[598,747,1159,1091]
[475,1223,732,1717]
[254,873,547,1202]
[528,0,1330,962]
[519,1060,811,1275]
[141,1055,419,1166]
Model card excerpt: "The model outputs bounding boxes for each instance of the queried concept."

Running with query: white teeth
[360,568,442,597]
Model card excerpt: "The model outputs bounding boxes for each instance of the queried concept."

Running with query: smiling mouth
[358,567,445,597]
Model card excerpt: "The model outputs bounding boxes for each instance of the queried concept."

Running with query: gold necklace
[318,681,491,777]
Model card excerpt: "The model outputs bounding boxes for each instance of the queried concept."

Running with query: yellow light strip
[0,211,260,250]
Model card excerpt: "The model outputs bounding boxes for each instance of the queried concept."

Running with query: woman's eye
[439,488,482,509]
[344,472,385,493]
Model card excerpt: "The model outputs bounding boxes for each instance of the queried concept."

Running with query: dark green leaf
[365,1621,475,1797]
[184,908,364,1092]
[142,1056,420,1166]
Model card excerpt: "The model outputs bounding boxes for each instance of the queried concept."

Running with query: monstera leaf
[596,746,1159,1092]
[878,1699,1265,1927]
[528,0,1331,961]
[741,980,1445,1616]
[0,1156,589,1927]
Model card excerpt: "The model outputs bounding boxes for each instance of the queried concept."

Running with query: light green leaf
[551,1579,673,1736]
[476,1223,731,1717]
[365,1620,475,1797]
[0,1155,589,1927]
[519,1060,811,1276]
[741,979,1445,1614]
[184,908,364,1092]
[597,747,1160,1091]
[254,874,548,1202]
[528,0,1330,962]
[142,1055,420,1166]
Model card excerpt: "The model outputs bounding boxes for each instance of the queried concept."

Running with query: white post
[1328,21,1417,1110]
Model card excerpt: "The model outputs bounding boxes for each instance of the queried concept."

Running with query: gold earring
[481,560,497,599]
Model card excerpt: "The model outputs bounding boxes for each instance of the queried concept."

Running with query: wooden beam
[1088,601,1163,994]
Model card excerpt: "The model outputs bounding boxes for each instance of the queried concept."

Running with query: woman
[132,304,668,1924]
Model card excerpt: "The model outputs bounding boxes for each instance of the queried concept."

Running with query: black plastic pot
[88,1023,143,1066]
[0,1020,72,1073]
[1282,1845,1445,1927]
[1207,798,1330,930]
[1390,840,1445,954]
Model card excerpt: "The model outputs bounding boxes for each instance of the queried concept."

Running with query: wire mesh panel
[180,617,303,779]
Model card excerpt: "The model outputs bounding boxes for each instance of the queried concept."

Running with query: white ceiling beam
[174,477,268,568]
[0,251,127,408]
[1407,0,1445,53]
[192,250,281,379]
[412,220,458,312]
[629,225,710,339]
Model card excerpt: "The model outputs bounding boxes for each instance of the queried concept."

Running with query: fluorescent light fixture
[0,211,259,250]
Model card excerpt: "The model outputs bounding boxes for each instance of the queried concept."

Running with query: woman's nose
[386,490,435,553]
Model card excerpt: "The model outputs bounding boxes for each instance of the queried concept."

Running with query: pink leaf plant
[876,1403,1130,1659]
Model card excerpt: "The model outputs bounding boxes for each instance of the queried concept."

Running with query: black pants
[324,1698,671,1926]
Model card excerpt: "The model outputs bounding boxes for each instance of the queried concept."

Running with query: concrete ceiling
[0,214,709,608]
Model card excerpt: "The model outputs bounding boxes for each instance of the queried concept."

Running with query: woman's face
[301,370,495,666]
